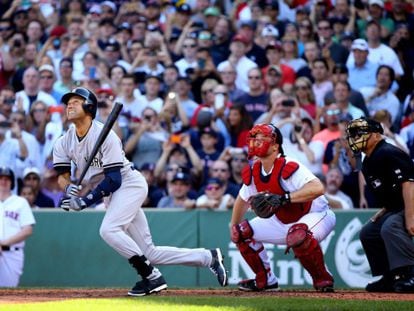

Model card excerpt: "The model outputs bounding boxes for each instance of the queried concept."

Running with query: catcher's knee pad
[286,223,312,249]
[232,219,254,243]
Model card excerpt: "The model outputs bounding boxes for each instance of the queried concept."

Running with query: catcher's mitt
[248,191,290,218]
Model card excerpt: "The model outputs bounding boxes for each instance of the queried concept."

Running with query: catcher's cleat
[394,275,414,293]
[315,280,335,292]
[209,248,228,286]
[238,279,280,292]
[128,275,168,297]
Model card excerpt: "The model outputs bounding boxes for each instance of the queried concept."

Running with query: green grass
[1,296,412,311]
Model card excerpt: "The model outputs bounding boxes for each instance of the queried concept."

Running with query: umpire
[346,117,414,293]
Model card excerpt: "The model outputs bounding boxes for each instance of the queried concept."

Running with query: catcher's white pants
[249,208,336,244]
[99,169,212,267]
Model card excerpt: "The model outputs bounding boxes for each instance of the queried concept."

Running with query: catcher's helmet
[247,124,284,158]
[346,117,383,153]
[0,167,15,190]
[61,87,98,118]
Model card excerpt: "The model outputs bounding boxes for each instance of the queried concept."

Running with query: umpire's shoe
[128,275,168,297]
[365,275,394,292]
[209,248,228,286]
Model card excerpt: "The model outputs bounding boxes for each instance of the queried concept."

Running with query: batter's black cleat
[128,275,168,297]
[394,275,414,293]
[209,248,228,286]
[365,276,394,293]
[238,279,280,292]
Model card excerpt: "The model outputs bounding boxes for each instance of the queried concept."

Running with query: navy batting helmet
[0,167,15,190]
[61,87,98,118]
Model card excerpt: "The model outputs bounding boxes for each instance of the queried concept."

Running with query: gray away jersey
[53,120,131,188]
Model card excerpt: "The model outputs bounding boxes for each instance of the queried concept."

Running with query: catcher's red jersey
[242,157,312,223]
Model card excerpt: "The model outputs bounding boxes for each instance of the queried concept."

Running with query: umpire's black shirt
[362,139,414,211]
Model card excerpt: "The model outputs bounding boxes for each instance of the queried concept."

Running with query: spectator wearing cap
[356,0,395,40]
[162,65,180,94]
[22,167,54,207]
[217,34,258,93]
[206,160,240,198]
[6,8,29,33]
[0,120,27,181]
[145,0,163,31]
[324,64,369,116]
[157,171,195,209]
[165,3,192,43]
[174,37,199,77]
[218,63,246,103]
[237,20,268,68]
[100,1,118,20]
[346,38,379,91]
[197,30,214,50]
[139,162,166,208]
[131,16,148,42]
[195,177,235,210]
[348,21,404,80]
[103,39,131,72]
[38,64,62,103]
[98,17,117,49]
[53,57,75,95]
[259,24,279,49]
[171,76,198,120]
[15,66,57,114]
[236,67,269,122]
[263,42,296,90]
[316,18,349,66]
[360,65,401,128]
[203,6,221,32]
[196,127,222,180]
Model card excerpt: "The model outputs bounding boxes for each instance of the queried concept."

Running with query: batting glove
[69,197,88,211]
[65,184,82,198]
[59,196,71,211]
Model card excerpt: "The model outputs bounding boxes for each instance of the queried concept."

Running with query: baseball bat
[76,102,123,186]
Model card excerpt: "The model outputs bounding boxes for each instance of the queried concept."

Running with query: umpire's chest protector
[242,157,312,224]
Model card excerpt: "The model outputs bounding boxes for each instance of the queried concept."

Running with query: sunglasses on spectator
[206,184,221,191]
[326,108,341,116]
[248,75,261,80]
[214,92,227,95]
[0,27,10,31]
[183,44,197,48]
[40,75,53,80]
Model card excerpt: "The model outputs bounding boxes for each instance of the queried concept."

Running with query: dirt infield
[1,288,414,303]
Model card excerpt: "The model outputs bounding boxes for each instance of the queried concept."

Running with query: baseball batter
[230,124,336,292]
[53,87,227,296]
[0,167,36,287]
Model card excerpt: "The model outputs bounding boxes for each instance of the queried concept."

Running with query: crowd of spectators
[1,0,414,209]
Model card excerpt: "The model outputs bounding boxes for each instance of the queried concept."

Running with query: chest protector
[242,157,312,224]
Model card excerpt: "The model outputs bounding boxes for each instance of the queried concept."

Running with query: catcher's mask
[247,124,283,158]
[346,117,383,153]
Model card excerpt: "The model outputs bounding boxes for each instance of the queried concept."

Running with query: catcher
[230,123,336,292]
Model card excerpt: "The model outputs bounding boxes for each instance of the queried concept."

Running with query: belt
[1,246,21,251]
